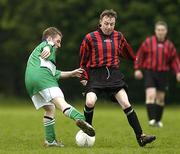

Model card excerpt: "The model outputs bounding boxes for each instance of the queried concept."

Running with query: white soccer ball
[75,130,95,147]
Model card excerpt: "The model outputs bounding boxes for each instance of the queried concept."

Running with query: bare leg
[84,92,97,125]
[51,97,95,136]
[115,89,142,137]
[115,88,156,146]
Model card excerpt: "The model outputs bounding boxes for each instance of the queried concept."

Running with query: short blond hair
[42,27,62,40]
[155,21,168,29]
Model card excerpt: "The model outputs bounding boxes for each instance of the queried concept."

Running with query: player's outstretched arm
[60,68,84,79]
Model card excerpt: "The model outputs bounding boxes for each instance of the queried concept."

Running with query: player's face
[52,34,62,49]
[100,16,116,35]
[155,25,167,41]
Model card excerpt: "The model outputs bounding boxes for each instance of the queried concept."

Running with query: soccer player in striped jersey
[134,21,180,127]
[79,9,155,147]
[25,27,95,147]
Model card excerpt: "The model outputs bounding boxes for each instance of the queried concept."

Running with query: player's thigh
[39,87,64,102]
[144,70,156,88]
[40,87,67,111]
[115,88,131,109]
[51,97,71,111]
[31,93,54,110]
[156,71,168,91]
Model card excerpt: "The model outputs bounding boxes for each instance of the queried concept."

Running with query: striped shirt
[134,35,180,74]
[80,28,135,80]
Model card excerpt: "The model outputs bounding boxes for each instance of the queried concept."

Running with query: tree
[0,0,179,101]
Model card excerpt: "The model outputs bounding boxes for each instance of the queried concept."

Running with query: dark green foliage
[0,0,179,101]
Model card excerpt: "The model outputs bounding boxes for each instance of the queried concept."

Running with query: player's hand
[80,80,87,86]
[71,68,84,78]
[176,73,180,82]
[41,46,51,59]
[134,70,143,80]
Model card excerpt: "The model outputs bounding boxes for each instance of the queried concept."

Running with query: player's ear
[46,36,53,42]
[99,19,102,27]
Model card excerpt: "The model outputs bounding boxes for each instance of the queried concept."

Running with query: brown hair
[155,21,168,29]
[99,9,117,20]
[42,27,62,40]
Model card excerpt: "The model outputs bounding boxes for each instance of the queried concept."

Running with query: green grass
[0,98,180,154]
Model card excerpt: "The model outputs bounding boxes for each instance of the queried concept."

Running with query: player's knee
[86,95,96,108]
[86,101,95,108]
[146,94,156,102]
[121,102,131,109]
[44,105,55,115]
[116,99,131,109]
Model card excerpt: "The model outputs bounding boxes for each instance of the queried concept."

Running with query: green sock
[63,106,85,121]
[44,119,56,143]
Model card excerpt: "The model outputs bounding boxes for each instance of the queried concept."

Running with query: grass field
[0,98,180,154]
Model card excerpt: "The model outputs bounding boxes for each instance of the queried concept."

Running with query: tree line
[0,0,180,102]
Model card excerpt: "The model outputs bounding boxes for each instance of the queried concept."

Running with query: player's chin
[105,31,113,35]
[55,46,60,49]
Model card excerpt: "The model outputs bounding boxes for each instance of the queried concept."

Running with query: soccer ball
[75,130,95,147]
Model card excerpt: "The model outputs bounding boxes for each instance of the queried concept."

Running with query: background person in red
[79,9,156,147]
[134,21,180,127]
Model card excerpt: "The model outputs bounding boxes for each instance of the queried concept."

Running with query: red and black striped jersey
[134,35,180,74]
[80,28,135,80]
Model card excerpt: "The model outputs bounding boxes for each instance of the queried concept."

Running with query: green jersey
[25,41,61,97]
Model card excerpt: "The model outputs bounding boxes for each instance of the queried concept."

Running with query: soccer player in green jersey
[25,27,95,147]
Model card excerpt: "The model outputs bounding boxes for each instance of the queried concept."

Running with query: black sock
[146,103,156,120]
[84,105,94,125]
[124,106,142,138]
[155,104,164,122]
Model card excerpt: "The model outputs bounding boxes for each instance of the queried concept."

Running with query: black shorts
[144,70,168,91]
[85,67,128,98]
